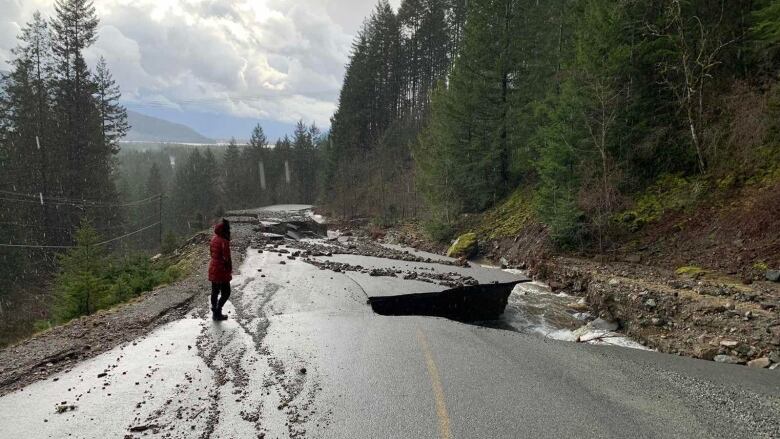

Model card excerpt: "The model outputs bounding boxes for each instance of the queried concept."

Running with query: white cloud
[0,0,400,127]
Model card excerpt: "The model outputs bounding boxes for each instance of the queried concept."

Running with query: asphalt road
[1,209,778,438]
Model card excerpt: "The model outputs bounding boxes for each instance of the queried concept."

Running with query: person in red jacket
[208,219,232,321]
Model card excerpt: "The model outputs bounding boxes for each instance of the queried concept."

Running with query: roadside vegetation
[47,222,184,327]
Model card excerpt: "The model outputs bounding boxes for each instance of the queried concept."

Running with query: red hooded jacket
[208,222,232,283]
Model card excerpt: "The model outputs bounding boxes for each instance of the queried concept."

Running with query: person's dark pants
[211,282,231,311]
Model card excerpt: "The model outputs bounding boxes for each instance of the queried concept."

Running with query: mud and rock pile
[532,257,780,369]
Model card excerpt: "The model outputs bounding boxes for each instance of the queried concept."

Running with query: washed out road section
[0,206,778,438]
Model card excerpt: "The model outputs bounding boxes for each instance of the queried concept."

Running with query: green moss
[618,174,709,232]
[476,189,533,240]
[675,266,706,276]
[447,232,478,258]
[753,261,769,271]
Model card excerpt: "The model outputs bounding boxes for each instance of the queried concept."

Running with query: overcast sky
[0,0,400,140]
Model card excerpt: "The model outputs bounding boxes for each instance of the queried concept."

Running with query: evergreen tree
[415,0,531,217]
[145,163,163,197]
[222,138,244,209]
[172,149,219,232]
[245,124,269,206]
[53,220,111,321]
[47,0,122,239]
[94,56,128,155]
[0,12,56,246]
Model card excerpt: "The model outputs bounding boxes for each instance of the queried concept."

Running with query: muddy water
[502,277,650,350]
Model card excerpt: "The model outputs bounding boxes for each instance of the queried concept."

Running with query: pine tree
[222,139,244,209]
[245,124,268,206]
[752,0,780,64]
[0,12,57,247]
[53,220,111,321]
[94,56,128,155]
[415,0,529,216]
[145,163,163,197]
[50,0,107,196]
[172,149,219,232]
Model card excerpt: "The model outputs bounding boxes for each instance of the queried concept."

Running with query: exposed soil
[531,257,780,366]
[629,180,780,280]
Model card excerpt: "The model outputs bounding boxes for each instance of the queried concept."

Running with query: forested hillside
[124,110,215,144]
[322,0,780,261]
[116,121,323,242]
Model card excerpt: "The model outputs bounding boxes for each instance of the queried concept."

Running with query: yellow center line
[417,328,453,439]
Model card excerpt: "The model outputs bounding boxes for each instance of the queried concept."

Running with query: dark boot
[212,307,228,321]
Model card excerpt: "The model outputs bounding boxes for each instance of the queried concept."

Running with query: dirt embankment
[531,257,780,367]
[0,222,255,396]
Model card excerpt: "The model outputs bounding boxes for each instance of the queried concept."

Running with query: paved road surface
[1,207,778,438]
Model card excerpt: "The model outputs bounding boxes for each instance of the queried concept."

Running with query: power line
[0,191,162,208]
[94,221,161,246]
[0,221,162,249]
[0,189,162,205]
[0,213,160,232]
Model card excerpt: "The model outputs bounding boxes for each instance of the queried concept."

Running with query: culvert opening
[367,281,527,322]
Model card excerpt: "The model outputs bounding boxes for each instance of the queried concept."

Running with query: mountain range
[124,110,214,144]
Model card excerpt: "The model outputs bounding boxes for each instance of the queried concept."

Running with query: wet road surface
[1,207,779,438]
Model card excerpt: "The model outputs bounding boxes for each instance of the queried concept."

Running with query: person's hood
[214,222,229,240]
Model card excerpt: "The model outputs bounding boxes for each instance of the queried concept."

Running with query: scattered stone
[644,298,657,309]
[129,424,159,433]
[747,357,771,369]
[55,404,76,414]
[766,270,780,282]
[279,261,286,265]
[97,372,107,378]
[608,278,620,286]
[713,355,743,364]
[651,317,664,327]
[719,340,739,348]
[693,346,719,361]
[299,367,307,375]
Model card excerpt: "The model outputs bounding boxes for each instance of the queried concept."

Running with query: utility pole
[158,194,163,249]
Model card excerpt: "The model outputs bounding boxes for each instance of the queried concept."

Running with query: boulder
[747,357,771,369]
[589,318,619,332]
[766,270,780,283]
[446,233,478,259]
[713,355,744,364]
